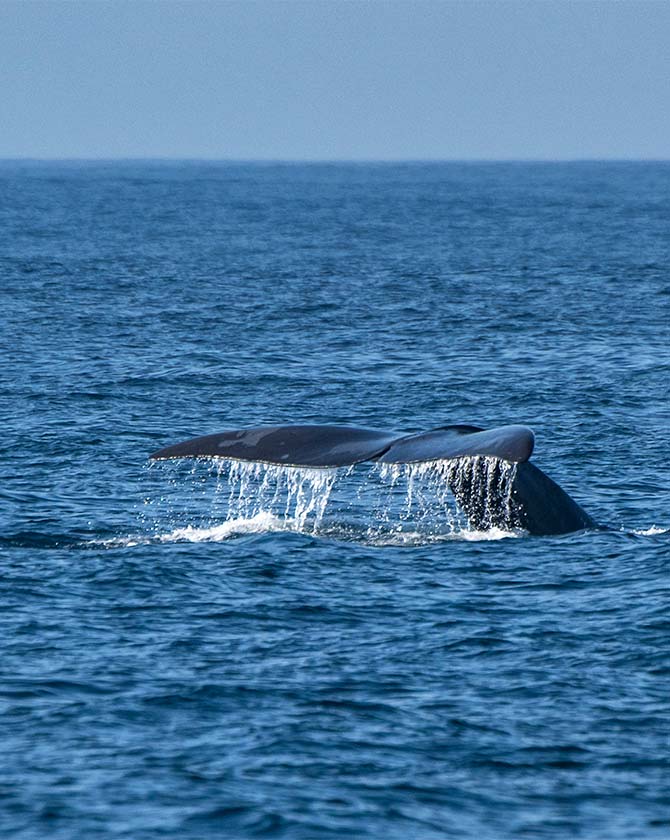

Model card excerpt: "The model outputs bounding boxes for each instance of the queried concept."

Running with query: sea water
[1,161,669,838]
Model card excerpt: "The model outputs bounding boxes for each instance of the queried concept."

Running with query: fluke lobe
[150,423,595,536]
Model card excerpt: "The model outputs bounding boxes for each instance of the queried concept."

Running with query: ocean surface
[1,161,669,839]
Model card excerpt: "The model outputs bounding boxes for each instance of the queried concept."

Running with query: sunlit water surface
[1,162,669,839]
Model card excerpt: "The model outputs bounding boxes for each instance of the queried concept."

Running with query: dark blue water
[2,161,669,839]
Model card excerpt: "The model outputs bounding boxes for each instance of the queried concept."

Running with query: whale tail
[149,423,595,535]
[149,423,535,467]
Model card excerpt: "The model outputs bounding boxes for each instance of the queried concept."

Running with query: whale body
[150,423,595,536]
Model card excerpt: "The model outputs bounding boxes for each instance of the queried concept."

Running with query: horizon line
[1,156,669,165]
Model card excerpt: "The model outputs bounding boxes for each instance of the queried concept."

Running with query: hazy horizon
[2,157,670,164]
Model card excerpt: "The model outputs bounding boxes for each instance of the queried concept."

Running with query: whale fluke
[149,423,534,467]
[149,425,400,467]
[150,422,595,535]
[377,424,534,465]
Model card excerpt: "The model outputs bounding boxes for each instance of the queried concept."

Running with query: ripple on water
[3,161,670,840]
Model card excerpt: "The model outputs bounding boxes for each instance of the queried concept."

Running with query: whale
[150,423,596,536]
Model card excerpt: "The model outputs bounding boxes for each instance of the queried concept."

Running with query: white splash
[220,461,338,531]
[349,525,522,547]
[159,512,293,542]
[632,526,669,536]
[135,455,525,546]
[96,512,294,548]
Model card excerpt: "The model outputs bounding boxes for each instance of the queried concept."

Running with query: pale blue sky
[1,0,668,160]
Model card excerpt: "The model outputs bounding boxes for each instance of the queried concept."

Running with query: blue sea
[1,161,669,839]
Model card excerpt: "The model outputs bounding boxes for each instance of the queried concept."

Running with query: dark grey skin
[150,423,596,536]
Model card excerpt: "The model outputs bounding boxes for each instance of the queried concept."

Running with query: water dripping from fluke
[140,456,527,546]
[148,422,598,535]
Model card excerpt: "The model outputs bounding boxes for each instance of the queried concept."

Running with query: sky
[1,0,669,160]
